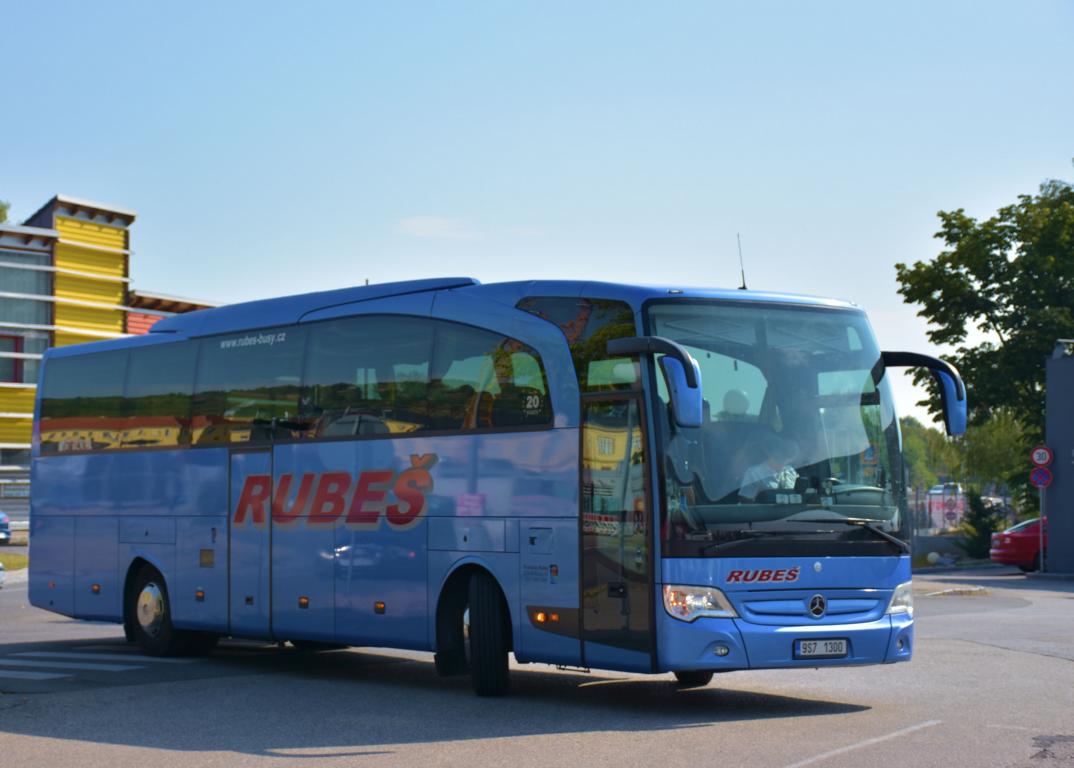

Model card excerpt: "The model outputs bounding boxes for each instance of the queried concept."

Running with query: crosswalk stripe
[0,659,144,672]
[0,670,74,681]
[12,651,197,665]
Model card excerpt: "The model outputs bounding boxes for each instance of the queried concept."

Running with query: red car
[990,518,1046,572]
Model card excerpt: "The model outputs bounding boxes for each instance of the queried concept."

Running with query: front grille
[735,589,888,626]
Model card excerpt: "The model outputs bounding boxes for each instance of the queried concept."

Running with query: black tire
[673,670,714,687]
[128,565,192,656]
[468,571,510,696]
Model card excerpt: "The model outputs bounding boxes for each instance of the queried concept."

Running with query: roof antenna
[737,233,748,290]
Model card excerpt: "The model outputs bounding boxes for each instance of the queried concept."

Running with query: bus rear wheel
[128,565,206,656]
[673,670,714,687]
[467,571,510,696]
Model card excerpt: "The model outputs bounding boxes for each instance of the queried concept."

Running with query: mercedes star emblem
[808,594,827,619]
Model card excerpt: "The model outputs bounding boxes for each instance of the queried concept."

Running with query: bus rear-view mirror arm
[881,351,967,437]
[607,336,703,428]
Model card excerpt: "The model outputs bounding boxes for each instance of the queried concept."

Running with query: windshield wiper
[792,517,910,554]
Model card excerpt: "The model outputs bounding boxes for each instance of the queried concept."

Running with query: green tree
[957,491,1004,559]
[957,410,1027,494]
[0,200,9,223]
[895,171,1074,438]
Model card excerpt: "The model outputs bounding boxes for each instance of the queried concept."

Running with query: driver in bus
[739,434,799,501]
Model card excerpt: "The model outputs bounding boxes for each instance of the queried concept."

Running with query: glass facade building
[0,195,213,508]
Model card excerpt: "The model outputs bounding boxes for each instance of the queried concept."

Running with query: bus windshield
[648,301,907,557]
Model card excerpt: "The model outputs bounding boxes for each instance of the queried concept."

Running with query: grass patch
[0,553,28,571]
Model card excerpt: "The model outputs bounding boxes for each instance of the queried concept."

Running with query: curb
[1025,571,1074,582]
[912,563,1007,575]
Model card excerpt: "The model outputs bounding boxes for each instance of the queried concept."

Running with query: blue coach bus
[29,278,966,695]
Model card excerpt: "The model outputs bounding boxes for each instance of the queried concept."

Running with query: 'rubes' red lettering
[346,470,394,526]
[727,567,801,584]
[387,455,436,529]
[273,473,315,524]
[234,475,271,527]
[309,472,352,524]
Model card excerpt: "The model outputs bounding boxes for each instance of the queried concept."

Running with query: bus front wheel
[467,571,510,696]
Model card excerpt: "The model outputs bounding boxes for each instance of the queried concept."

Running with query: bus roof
[47,277,861,358]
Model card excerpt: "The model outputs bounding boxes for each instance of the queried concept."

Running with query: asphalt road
[1,568,1072,768]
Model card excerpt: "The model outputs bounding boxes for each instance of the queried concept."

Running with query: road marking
[12,651,197,664]
[0,659,144,672]
[0,670,73,681]
[781,720,942,768]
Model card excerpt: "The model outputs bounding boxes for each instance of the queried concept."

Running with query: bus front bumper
[656,610,913,672]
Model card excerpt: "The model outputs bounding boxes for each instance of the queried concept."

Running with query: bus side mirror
[881,351,967,437]
[607,336,703,429]
[659,356,703,428]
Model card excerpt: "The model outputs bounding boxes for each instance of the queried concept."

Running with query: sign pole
[1040,487,1046,574]
[1029,444,1053,574]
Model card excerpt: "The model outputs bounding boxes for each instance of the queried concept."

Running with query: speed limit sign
[1031,445,1053,467]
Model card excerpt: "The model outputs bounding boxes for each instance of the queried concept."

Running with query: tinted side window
[193,327,306,445]
[432,322,551,429]
[302,315,552,436]
[302,316,434,437]
[123,342,196,448]
[517,297,639,391]
[40,350,128,453]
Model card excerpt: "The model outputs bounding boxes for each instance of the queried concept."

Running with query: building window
[0,335,22,383]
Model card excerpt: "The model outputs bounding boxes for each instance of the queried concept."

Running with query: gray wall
[1045,351,1074,573]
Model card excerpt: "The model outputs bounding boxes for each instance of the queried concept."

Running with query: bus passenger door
[580,397,654,672]
[229,449,272,638]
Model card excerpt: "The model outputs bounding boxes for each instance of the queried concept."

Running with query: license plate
[795,638,848,658]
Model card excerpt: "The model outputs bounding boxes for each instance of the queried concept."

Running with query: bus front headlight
[886,580,914,617]
[663,584,738,622]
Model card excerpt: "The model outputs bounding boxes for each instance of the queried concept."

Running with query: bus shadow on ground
[0,637,870,757]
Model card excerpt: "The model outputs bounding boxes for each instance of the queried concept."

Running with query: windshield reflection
[648,301,908,557]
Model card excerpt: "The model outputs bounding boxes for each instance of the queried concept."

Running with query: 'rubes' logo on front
[234,454,437,531]
[726,567,800,584]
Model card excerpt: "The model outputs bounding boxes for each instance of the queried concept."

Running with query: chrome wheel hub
[137,582,165,638]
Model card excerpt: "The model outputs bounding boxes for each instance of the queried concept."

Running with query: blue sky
[3,1,1073,424]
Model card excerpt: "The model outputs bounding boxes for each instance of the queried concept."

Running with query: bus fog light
[897,637,906,651]
[663,585,738,622]
[713,644,730,657]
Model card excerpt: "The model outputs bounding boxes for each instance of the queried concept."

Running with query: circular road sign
[945,510,958,522]
[1030,466,1053,489]
[1031,445,1053,467]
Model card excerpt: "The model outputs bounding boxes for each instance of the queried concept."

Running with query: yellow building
[0,195,213,509]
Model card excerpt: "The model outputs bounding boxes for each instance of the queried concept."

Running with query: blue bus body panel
[514,516,582,665]
[229,451,272,638]
[657,556,912,672]
[28,516,75,617]
[267,429,575,649]
[30,448,229,626]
